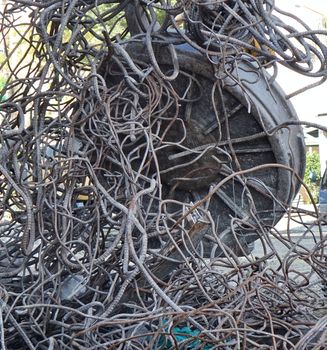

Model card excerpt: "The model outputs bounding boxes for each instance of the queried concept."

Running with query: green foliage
[0,76,8,102]
[0,76,6,88]
[322,16,327,29]
[304,151,321,203]
[84,3,128,43]
[155,9,167,25]
[0,52,5,64]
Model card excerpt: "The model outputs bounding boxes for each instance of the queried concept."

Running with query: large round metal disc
[104,42,305,257]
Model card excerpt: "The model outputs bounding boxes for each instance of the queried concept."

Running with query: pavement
[274,203,327,236]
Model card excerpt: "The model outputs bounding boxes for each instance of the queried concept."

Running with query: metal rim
[101,43,305,257]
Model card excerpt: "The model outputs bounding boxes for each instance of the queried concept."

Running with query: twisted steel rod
[0,0,326,349]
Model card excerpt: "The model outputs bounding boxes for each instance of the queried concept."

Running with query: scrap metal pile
[0,0,326,348]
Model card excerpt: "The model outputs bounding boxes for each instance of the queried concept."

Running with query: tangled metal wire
[0,0,327,349]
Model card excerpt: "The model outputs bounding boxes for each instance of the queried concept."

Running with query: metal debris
[0,1,326,349]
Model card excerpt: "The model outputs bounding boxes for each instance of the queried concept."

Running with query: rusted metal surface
[0,1,326,349]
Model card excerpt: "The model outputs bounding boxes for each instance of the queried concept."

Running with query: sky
[275,0,327,16]
[272,0,327,121]
[272,0,327,173]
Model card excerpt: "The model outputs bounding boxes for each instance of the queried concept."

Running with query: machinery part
[187,1,252,47]
[102,42,305,258]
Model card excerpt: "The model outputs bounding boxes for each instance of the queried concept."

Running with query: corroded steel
[0,1,326,349]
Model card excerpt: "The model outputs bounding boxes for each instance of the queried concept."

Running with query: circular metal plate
[103,42,305,257]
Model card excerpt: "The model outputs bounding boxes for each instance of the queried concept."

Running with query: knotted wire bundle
[0,0,326,349]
